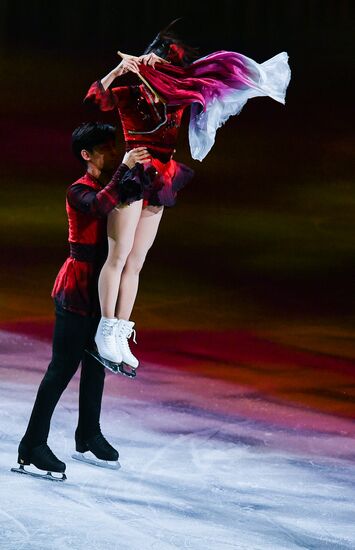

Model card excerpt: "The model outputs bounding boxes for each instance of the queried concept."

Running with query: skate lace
[126,327,137,344]
[117,324,137,355]
[102,320,116,338]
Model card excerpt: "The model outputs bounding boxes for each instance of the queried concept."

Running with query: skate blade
[72,452,120,470]
[11,464,66,482]
[85,349,137,378]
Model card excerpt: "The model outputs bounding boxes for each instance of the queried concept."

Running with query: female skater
[85,21,291,373]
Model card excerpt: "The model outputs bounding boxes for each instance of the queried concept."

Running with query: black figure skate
[11,442,67,482]
[72,432,120,470]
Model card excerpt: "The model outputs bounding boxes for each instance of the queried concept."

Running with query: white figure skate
[116,319,139,370]
[87,317,136,378]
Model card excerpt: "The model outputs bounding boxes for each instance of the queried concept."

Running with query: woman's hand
[122,147,151,169]
[113,52,141,77]
[137,52,171,68]
[100,52,142,91]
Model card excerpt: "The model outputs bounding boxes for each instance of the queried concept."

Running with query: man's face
[83,139,119,173]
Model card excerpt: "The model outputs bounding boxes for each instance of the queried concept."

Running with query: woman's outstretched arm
[100,51,170,90]
[100,54,141,90]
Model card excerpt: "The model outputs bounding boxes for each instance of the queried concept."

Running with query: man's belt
[69,243,105,263]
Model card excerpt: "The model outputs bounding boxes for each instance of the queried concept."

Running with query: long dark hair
[143,18,200,66]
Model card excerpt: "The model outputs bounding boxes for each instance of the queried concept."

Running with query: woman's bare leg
[98,200,143,318]
[116,205,164,319]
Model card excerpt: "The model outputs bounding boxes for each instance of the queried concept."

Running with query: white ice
[0,329,355,550]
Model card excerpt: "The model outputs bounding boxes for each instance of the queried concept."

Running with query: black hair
[71,121,117,164]
[143,18,200,67]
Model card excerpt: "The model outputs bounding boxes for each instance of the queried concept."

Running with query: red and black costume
[85,81,194,207]
[51,163,129,317]
[20,162,134,451]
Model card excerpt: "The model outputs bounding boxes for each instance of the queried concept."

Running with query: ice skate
[11,442,67,482]
[89,316,136,376]
[116,319,139,370]
[94,317,121,363]
[72,432,120,470]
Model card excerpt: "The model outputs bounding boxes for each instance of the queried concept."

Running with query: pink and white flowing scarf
[139,50,291,161]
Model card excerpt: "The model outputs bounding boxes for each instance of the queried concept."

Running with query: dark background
[0,1,354,357]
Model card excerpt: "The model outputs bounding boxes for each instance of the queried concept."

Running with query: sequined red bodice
[85,81,186,162]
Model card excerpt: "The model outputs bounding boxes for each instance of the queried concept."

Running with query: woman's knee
[106,249,132,270]
[124,253,147,275]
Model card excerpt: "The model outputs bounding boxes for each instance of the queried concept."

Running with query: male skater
[13,122,150,480]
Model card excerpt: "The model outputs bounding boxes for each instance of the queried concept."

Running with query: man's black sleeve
[67,163,130,217]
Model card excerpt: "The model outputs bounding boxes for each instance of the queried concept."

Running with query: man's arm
[67,147,151,217]
[67,163,130,217]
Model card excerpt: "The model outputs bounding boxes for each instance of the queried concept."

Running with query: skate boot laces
[116,320,139,369]
[101,320,118,354]
[117,321,137,353]
[126,326,137,344]
[102,319,117,338]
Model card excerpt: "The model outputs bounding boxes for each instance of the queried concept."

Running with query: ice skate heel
[11,443,67,482]
[75,441,89,453]
[17,454,30,466]
[17,442,31,465]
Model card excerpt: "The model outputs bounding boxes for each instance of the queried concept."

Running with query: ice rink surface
[1,329,355,550]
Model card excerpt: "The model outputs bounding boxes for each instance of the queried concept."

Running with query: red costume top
[51,164,129,317]
[85,81,194,207]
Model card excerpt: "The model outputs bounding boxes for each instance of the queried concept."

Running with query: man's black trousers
[21,303,105,448]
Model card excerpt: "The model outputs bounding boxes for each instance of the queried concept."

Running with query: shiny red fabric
[66,174,107,244]
[85,82,194,206]
[136,51,254,110]
[143,157,194,207]
[51,173,108,317]
[85,81,185,162]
